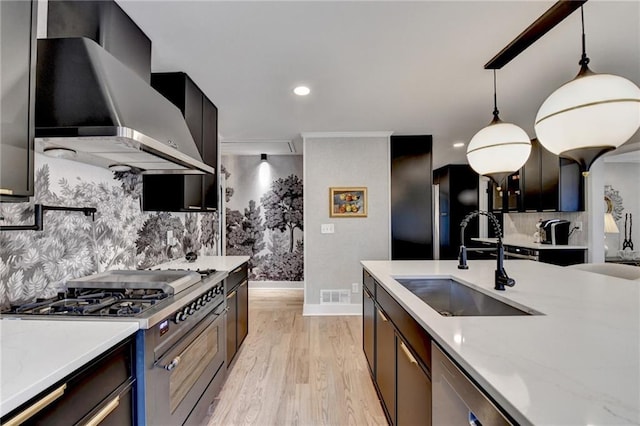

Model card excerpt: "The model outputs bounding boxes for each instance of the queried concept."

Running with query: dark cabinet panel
[0,0,36,202]
[396,338,432,426]
[226,263,249,368]
[46,0,151,83]
[538,249,586,266]
[226,289,238,365]
[237,279,249,348]
[375,307,396,424]
[143,72,218,212]
[520,139,584,212]
[391,135,433,260]
[363,286,375,376]
[433,165,479,260]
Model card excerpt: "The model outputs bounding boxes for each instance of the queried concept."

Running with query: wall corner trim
[301,131,394,139]
[302,303,362,316]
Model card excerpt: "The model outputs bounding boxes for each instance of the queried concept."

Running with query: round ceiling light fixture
[293,86,310,96]
[43,147,77,159]
[467,70,531,186]
[108,164,132,173]
[535,6,640,175]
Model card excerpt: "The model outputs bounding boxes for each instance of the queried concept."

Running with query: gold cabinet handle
[400,341,418,365]
[231,266,242,274]
[84,395,120,426]
[227,290,237,299]
[364,291,371,299]
[240,280,248,287]
[0,188,14,195]
[187,205,201,210]
[4,384,67,426]
[377,310,388,322]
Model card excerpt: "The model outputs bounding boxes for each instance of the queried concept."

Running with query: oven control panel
[173,283,224,324]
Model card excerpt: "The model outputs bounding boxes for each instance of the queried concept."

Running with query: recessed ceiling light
[453,142,465,148]
[293,86,310,96]
[43,147,77,159]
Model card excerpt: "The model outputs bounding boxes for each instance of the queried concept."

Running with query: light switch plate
[321,224,335,234]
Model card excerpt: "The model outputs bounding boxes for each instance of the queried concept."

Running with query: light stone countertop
[0,320,139,417]
[152,255,249,272]
[361,259,639,425]
[472,237,588,250]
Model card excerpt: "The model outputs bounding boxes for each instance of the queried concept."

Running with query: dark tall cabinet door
[396,339,432,426]
[391,135,433,260]
[143,72,218,212]
[0,0,36,202]
[433,165,479,260]
[226,290,238,364]
[375,307,396,423]
[237,280,249,348]
[363,287,375,376]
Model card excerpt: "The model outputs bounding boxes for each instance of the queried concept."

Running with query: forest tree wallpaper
[222,155,303,282]
[0,155,220,306]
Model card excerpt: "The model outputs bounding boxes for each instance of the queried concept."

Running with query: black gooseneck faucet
[458,210,515,291]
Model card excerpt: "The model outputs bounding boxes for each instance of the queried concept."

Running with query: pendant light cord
[492,69,500,122]
[579,6,590,68]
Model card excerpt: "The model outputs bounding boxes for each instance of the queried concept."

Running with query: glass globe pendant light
[467,70,532,186]
[535,6,640,175]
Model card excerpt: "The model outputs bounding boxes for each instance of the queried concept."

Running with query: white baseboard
[248,280,304,290]
[303,303,362,316]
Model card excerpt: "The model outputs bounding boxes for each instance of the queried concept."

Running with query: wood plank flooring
[207,289,387,426]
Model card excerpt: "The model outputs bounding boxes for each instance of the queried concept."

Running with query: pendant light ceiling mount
[466,70,531,187]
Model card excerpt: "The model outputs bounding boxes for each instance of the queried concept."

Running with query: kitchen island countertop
[361,259,639,425]
[0,319,139,417]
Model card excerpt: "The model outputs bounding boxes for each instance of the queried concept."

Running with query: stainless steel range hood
[35,37,214,174]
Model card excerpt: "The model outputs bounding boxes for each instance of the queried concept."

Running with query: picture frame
[329,187,367,217]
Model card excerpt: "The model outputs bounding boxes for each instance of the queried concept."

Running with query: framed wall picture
[330,187,367,217]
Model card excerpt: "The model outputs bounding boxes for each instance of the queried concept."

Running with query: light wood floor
[207,289,387,426]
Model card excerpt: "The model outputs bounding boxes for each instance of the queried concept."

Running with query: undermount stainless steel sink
[394,278,540,317]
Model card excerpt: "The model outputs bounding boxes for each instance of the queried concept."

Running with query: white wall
[303,132,391,315]
[604,161,640,255]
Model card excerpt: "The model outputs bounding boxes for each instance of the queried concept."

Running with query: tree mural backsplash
[225,165,303,281]
[0,160,220,307]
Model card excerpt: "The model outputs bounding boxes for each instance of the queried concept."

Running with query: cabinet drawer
[363,270,375,296]
[225,263,248,293]
[2,338,133,425]
[376,282,431,372]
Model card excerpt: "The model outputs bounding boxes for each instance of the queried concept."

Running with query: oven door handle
[163,355,182,371]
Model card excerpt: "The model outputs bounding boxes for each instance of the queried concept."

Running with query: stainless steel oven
[143,296,226,425]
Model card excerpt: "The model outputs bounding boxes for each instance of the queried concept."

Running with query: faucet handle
[458,245,469,269]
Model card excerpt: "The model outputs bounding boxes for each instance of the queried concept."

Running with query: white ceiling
[117,0,640,169]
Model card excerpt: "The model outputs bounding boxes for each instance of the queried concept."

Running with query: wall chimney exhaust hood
[35,38,214,175]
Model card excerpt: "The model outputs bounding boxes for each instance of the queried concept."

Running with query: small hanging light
[535,6,640,175]
[467,70,531,186]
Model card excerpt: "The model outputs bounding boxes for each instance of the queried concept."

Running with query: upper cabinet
[143,73,219,212]
[489,139,584,213]
[0,0,37,202]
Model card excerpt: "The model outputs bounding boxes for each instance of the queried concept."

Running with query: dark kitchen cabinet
[363,286,375,376]
[363,269,433,426]
[375,306,396,423]
[143,72,218,212]
[0,0,36,202]
[1,337,134,425]
[46,0,152,82]
[396,337,432,426]
[433,165,479,260]
[521,139,584,212]
[225,263,249,367]
[391,135,433,260]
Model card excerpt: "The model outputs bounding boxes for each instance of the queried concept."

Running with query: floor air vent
[320,289,350,304]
